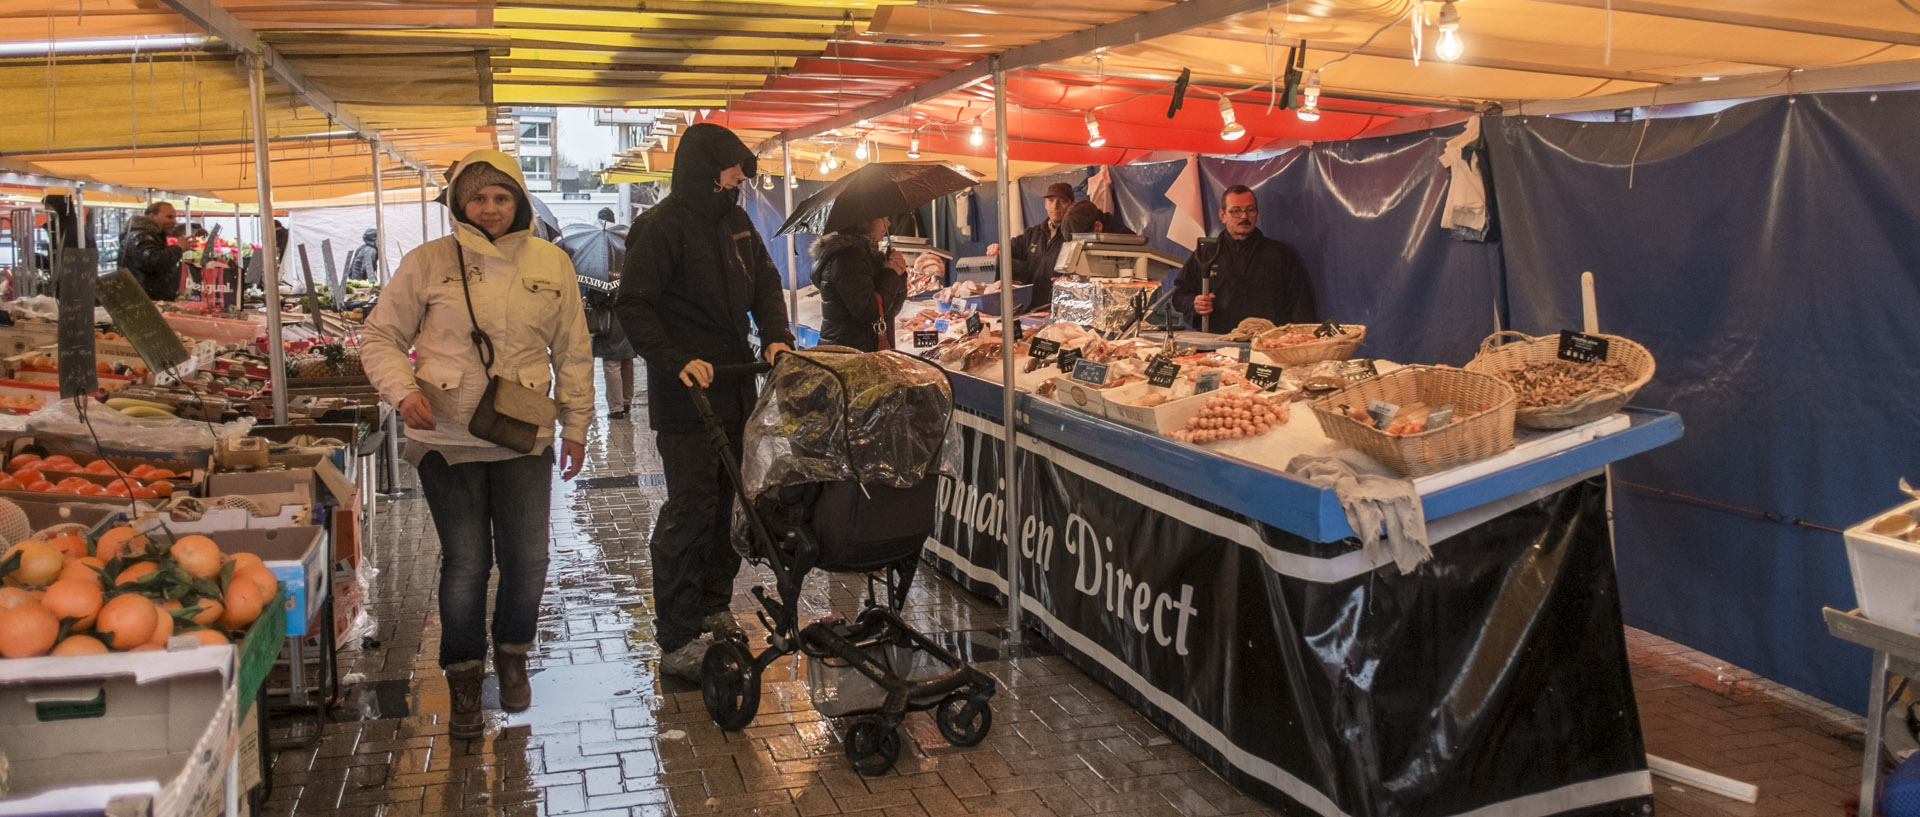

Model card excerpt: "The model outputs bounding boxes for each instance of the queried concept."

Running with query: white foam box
[1844,497,1920,634]
[1049,376,1113,419]
[1101,382,1212,435]
[0,644,238,817]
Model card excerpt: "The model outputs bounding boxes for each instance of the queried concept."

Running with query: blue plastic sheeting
[1108,159,1196,259]
[738,178,827,291]
[1486,92,1920,709]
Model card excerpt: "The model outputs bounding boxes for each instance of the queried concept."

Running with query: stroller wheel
[701,640,761,731]
[843,716,901,776]
[935,693,993,747]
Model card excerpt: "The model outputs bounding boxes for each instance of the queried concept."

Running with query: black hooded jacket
[812,230,905,352]
[120,214,183,301]
[616,123,794,432]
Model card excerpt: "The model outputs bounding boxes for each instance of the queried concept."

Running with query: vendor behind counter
[1170,185,1317,330]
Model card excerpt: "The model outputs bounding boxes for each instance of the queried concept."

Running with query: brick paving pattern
[262,367,1868,817]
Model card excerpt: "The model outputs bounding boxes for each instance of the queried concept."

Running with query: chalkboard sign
[1011,319,1023,342]
[965,311,984,336]
[913,330,939,348]
[1314,321,1344,339]
[95,268,192,380]
[1557,330,1610,364]
[1070,358,1109,386]
[1029,337,1060,359]
[1146,358,1181,388]
[56,250,98,398]
[1247,362,1283,390]
[1337,358,1379,381]
[1056,347,1083,373]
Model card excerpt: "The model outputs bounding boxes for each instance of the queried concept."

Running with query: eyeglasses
[1223,206,1258,217]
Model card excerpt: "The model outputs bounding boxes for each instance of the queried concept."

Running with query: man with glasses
[1171,185,1316,331]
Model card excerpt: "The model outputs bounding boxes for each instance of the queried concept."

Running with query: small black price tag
[1012,319,1024,342]
[913,330,939,349]
[1337,358,1379,381]
[0,311,14,327]
[1029,337,1060,359]
[1071,359,1110,386]
[1557,330,1610,364]
[1314,320,1344,339]
[1056,346,1083,372]
[965,311,984,336]
[1146,358,1181,388]
[1195,370,1223,394]
[1247,362,1283,390]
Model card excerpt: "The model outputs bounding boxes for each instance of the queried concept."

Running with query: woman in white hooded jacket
[361,149,593,738]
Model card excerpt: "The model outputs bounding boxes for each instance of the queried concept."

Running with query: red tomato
[48,484,80,495]
[56,477,90,489]
[103,481,131,496]
[148,481,174,497]
[0,477,19,491]
[6,454,39,470]
[128,486,158,499]
[83,460,116,474]
[24,480,52,492]
[128,465,155,479]
[76,484,107,496]
[146,468,177,480]
[12,469,42,485]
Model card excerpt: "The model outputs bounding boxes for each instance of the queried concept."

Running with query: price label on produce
[965,311,984,336]
[1314,321,1344,339]
[934,318,950,333]
[1427,404,1457,427]
[1366,399,1400,430]
[1071,358,1110,386]
[1247,363,1283,390]
[1057,347,1083,372]
[1029,337,1060,359]
[1557,330,1611,364]
[1337,358,1379,381]
[1195,370,1223,394]
[1147,358,1182,388]
[1012,320,1024,342]
[913,331,939,349]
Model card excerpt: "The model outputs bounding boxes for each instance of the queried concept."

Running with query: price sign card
[965,311,984,336]
[1057,347,1083,372]
[1337,358,1379,381]
[1070,358,1110,386]
[1247,362,1283,391]
[1427,404,1457,427]
[1314,321,1345,339]
[913,331,939,348]
[1195,370,1223,394]
[934,318,950,333]
[1146,358,1182,388]
[1029,337,1061,359]
[1011,320,1024,342]
[1557,330,1611,363]
[1366,399,1400,430]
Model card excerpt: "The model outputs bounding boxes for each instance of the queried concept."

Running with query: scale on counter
[1055,233,1184,280]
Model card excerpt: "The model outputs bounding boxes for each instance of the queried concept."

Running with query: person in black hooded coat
[615,122,793,681]
[813,216,908,352]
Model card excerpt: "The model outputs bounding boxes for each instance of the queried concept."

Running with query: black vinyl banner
[929,413,1651,817]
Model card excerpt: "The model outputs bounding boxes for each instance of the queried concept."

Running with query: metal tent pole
[419,170,431,247]
[992,56,1023,648]
[783,140,797,331]
[247,56,287,426]
[371,137,389,283]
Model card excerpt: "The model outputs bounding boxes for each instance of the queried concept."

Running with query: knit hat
[452,161,519,209]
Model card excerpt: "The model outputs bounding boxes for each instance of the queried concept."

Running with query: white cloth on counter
[1287,454,1432,574]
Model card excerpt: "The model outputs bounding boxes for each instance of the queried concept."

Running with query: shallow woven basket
[1309,366,1517,477]
[1250,324,1367,366]
[1464,330,1656,430]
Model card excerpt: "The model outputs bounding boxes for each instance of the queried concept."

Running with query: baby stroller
[688,349,996,776]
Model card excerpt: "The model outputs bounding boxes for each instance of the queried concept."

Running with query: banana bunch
[106,397,178,419]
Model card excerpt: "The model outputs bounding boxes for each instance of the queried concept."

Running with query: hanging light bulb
[1435,1,1464,61]
[1084,110,1106,148]
[825,149,839,172]
[907,131,922,159]
[1297,72,1322,123]
[789,175,800,189]
[969,119,985,147]
[854,139,870,161]
[761,174,774,190]
[1217,96,1245,140]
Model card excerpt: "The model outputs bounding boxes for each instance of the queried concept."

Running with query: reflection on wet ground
[263,370,1864,817]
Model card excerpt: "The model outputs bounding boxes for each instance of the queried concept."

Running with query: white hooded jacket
[361,150,594,453]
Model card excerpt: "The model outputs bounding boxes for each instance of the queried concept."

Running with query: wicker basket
[1464,331,1656,430]
[1250,323,1367,366]
[1309,366,1517,477]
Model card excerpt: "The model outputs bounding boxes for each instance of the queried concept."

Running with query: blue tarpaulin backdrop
[717,92,1920,710]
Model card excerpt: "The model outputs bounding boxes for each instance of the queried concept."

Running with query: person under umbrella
[561,208,637,418]
[812,216,910,352]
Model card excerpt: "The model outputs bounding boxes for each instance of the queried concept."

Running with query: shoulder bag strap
[453,241,497,374]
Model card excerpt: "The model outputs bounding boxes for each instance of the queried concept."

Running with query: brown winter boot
[445,660,485,740]
[495,643,533,713]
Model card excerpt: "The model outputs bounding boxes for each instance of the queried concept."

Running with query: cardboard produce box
[206,526,327,638]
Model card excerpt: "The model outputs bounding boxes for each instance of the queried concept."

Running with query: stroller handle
[709,361,774,381]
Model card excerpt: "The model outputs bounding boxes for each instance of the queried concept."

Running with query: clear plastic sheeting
[24,398,254,466]
[740,349,961,503]
[806,643,958,717]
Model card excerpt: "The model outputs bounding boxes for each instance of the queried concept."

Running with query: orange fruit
[0,477,18,491]
[170,536,223,579]
[0,586,34,609]
[104,481,131,496]
[149,481,174,497]
[233,565,278,602]
[185,629,229,646]
[83,460,116,474]
[51,634,108,655]
[115,561,159,587]
[47,534,87,561]
[96,594,158,650]
[76,484,107,497]
[57,557,105,584]
[147,469,177,480]
[185,597,223,627]
[129,643,164,652]
[41,456,73,469]
[24,480,50,493]
[55,477,88,490]
[128,486,157,500]
[128,465,154,479]
[95,361,113,374]
[11,468,41,485]
[0,602,58,657]
[3,540,65,588]
[42,578,103,629]
[145,599,174,647]
[6,454,40,470]
[95,527,148,561]
[220,581,264,630]
[227,552,267,573]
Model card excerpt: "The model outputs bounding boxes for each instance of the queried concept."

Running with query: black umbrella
[777,162,982,236]
[558,222,626,298]
[528,196,563,241]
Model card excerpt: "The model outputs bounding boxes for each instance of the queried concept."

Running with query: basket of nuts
[1464,331,1655,430]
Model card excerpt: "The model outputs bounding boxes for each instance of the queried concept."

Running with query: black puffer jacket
[119,215,183,302]
[812,231,905,352]
[616,123,794,432]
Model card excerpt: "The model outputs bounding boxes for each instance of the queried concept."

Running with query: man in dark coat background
[343,228,380,281]
[616,121,793,681]
[120,201,184,302]
[1171,185,1317,331]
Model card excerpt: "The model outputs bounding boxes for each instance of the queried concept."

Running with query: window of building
[519,121,551,147]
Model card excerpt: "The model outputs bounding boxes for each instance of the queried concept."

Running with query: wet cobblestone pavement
[262,370,1863,817]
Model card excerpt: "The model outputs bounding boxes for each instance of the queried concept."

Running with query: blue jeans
[417,450,554,667]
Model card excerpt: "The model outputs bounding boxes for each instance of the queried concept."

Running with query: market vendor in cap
[986,181,1076,312]
[1171,185,1316,331]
